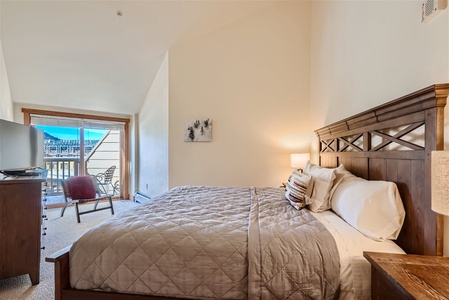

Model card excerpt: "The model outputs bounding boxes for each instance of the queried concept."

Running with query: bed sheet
[311,210,405,300]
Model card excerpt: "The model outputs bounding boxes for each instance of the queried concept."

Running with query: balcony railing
[44,157,80,195]
[44,157,120,196]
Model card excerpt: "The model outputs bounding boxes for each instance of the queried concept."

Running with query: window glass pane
[84,129,108,142]
[33,121,122,197]
[36,125,81,158]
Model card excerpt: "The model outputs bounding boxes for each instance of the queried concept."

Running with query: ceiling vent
[422,0,447,23]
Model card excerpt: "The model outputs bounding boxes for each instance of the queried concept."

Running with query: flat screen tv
[0,119,44,176]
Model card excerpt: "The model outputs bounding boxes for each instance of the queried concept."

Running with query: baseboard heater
[134,191,152,203]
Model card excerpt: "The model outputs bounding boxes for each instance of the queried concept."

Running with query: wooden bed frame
[316,83,449,256]
[46,84,449,300]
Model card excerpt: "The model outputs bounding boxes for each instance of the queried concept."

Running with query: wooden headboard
[315,84,449,256]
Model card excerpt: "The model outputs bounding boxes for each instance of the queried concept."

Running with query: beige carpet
[0,200,141,300]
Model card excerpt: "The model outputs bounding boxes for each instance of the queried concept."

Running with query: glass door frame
[22,108,130,200]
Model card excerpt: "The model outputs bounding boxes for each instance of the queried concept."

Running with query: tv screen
[0,119,44,174]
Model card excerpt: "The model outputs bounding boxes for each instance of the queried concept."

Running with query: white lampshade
[290,153,310,169]
[431,151,449,215]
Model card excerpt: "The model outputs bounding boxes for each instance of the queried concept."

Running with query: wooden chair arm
[72,195,112,203]
[45,245,71,263]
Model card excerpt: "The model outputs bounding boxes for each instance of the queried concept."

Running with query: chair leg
[75,203,81,223]
[94,199,100,210]
[108,196,114,215]
[60,202,68,217]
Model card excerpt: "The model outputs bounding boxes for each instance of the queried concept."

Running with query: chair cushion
[67,176,96,200]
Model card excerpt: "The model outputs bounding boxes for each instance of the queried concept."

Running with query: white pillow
[328,164,356,200]
[331,176,405,241]
[285,171,313,210]
[303,161,337,212]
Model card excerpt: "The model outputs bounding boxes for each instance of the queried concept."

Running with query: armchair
[61,175,114,223]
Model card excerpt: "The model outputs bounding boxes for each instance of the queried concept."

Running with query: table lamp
[290,153,310,172]
[431,151,449,215]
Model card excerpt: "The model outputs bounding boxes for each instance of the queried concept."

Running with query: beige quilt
[70,186,340,299]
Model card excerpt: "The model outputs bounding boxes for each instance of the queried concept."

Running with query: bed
[47,83,449,300]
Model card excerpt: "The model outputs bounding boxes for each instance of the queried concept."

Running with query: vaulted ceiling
[1,1,273,115]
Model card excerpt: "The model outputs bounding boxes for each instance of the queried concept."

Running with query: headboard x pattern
[320,121,425,153]
[315,84,449,256]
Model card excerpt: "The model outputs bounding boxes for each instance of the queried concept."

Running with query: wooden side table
[364,251,449,299]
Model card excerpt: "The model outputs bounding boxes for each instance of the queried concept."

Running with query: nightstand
[363,251,449,299]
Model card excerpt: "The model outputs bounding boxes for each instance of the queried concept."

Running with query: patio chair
[94,165,116,195]
[61,175,114,223]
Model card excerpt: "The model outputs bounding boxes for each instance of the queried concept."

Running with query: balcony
[45,157,79,194]
[43,130,120,198]
[44,158,119,196]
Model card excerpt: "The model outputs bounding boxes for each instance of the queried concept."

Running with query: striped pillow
[285,171,313,210]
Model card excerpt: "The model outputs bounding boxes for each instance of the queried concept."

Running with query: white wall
[168,1,311,188]
[310,1,448,161]
[0,3,13,121]
[137,53,169,197]
[0,40,13,121]
[310,1,449,253]
[444,6,449,258]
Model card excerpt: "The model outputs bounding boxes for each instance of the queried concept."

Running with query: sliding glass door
[37,125,82,193]
[22,108,130,199]
[35,124,113,195]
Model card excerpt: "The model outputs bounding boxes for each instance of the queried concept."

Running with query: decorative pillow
[285,171,313,210]
[67,176,96,200]
[303,161,337,212]
[331,176,405,241]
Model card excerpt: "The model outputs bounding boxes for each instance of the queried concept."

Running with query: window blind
[30,114,125,131]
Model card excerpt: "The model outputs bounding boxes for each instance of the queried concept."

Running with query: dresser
[0,176,45,285]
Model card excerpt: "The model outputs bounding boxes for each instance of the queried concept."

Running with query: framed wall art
[184,118,212,142]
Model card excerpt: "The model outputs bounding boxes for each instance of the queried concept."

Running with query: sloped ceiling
[1,0,272,115]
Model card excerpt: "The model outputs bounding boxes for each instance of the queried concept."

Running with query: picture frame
[184,118,212,142]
